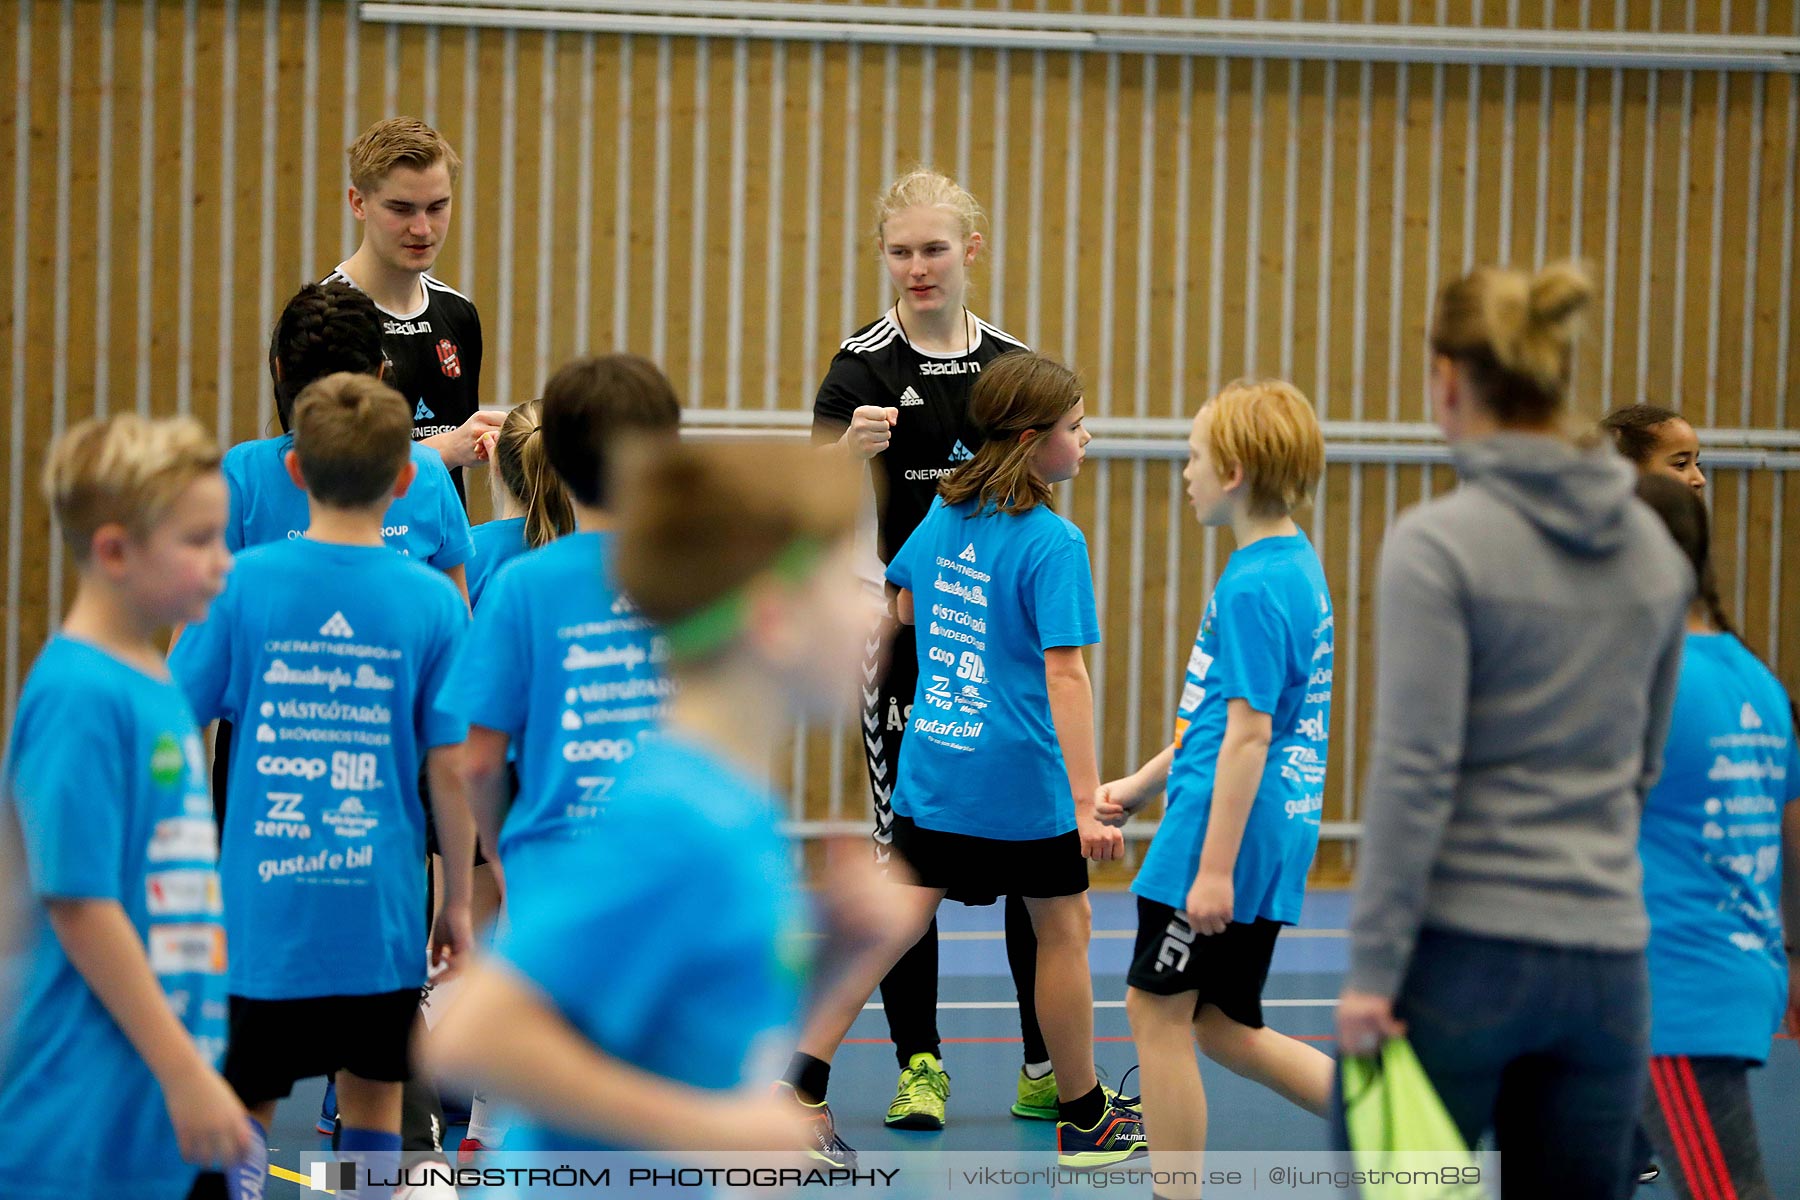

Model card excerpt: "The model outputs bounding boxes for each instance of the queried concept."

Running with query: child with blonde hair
[1101,380,1335,1197]
[0,415,252,1200]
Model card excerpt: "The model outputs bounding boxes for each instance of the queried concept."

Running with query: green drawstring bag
[1341,1039,1488,1199]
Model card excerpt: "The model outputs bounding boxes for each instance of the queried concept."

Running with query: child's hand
[1094,777,1147,826]
[1077,816,1124,862]
[1184,871,1234,935]
[842,406,900,459]
[476,429,500,462]
[429,900,476,981]
[163,1062,255,1169]
[1336,989,1407,1058]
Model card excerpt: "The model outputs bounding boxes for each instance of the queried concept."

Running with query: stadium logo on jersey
[1741,702,1763,730]
[384,318,433,336]
[898,386,925,407]
[918,360,980,376]
[949,440,974,463]
[319,611,356,639]
[414,398,435,421]
[958,543,978,564]
[436,339,462,379]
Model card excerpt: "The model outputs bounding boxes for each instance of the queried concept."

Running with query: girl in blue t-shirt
[466,399,575,610]
[781,351,1149,1170]
[1630,474,1798,1200]
[420,440,888,1176]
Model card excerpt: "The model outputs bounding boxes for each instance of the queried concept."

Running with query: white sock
[464,1094,506,1147]
[1024,1060,1053,1080]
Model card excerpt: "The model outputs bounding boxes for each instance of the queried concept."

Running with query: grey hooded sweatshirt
[1347,433,1692,999]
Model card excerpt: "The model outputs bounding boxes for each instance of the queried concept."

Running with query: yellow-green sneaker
[1011,1066,1058,1120]
[884,1053,951,1130]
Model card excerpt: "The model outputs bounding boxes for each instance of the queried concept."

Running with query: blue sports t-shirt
[440,532,668,872]
[493,735,808,1156]
[169,539,469,999]
[1134,533,1334,925]
[0,638,227,1200]
[886,497,1101,840]
[1641,632,1799,1062]
[222,433,475,568]
[467,516,529,609]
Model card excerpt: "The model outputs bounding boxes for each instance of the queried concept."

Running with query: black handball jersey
[323,265,483,498]
[812,311,1028,563]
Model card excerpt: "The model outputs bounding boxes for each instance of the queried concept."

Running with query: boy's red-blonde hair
[1203,379,1326,518]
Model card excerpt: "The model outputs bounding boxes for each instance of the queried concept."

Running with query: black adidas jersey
[813,311,1028,563]
[323,265,483,499]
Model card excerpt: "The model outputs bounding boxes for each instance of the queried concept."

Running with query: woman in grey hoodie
[1337,261,1692,1199]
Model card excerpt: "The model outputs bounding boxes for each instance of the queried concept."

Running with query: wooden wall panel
[3,2,1798,887]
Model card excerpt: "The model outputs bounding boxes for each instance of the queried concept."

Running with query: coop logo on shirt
[563,737,636,764]
[257,755,328,780]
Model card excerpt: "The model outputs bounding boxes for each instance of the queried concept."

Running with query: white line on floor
[863,999,1337,1010]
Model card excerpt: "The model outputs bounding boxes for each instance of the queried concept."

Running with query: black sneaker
[774,1082,855,1168]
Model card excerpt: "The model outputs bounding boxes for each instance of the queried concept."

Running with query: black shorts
[1126,896,1282,1028]
[891,813,1088,903]
[221,989,419,1107]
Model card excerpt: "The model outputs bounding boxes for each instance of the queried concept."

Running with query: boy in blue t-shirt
[0,415,253,1199]
[170,374,474,1195]
[227,281,475,594]
[1100,381,1336,1184]
[439,357,678,1158]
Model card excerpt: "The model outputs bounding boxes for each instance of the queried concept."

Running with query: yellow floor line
[269,1161,328,1192]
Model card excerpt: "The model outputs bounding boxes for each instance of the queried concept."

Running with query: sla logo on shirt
[898,386,925,407]
[150,731,185,787]
[949,440,974,463]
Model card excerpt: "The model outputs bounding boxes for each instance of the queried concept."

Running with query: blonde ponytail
[1431,260,1594,424]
